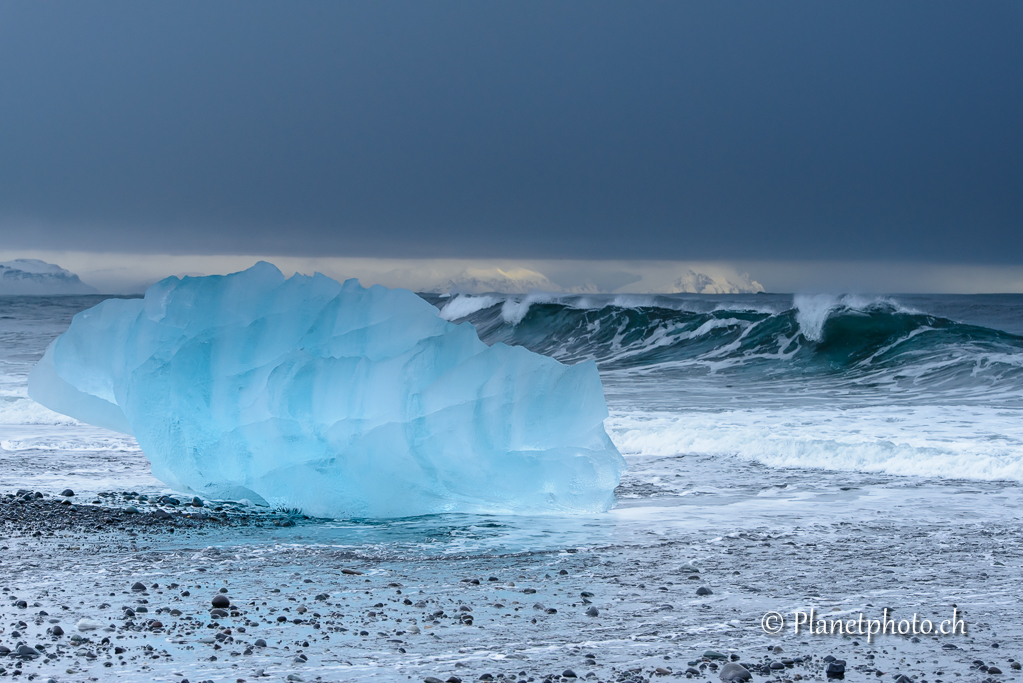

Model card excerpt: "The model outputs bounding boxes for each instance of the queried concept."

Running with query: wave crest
[436,293,1023,401]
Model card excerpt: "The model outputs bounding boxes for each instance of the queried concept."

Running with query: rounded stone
[719,663,752,682]
[826,661,847,678]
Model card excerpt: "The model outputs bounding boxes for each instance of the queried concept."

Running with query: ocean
[4,292,1023,500]
[433,292,1023,480]
[4,290,1023,533]
[4,291,1023,680]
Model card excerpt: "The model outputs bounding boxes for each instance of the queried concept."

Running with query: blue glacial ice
[28,263,625,517]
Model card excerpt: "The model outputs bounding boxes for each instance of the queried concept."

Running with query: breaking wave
[0,396,80,425]
[436,293,1023,404]
[606,406,1023,482]
[430,292,1023,483]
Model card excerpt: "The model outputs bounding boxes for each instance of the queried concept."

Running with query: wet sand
[2,480,1022,683]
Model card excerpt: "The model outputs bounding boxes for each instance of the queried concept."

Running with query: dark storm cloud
[1,1,1021,262]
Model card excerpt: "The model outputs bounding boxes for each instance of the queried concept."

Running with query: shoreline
[2,487,1022,683]
[2,489,304,537]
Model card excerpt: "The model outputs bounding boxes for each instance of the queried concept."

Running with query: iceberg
[431,267,558,294]
[667,269,765,294]
[0,259,99,295]
[28,263,625,517]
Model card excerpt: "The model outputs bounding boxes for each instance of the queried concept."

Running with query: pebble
[719,663,752,682]
[16,644,39,657]
[211,594,230,608]
[826,660,847,678]
[585,606,599,617]
[696,586,713,595]
[61,489,74,497]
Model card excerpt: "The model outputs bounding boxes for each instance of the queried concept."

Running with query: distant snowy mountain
[0,259,99,295]
[430,268,558,294]
[422,265,764,295]
[665,269,764,294]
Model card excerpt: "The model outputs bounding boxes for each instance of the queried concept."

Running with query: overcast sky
[1,1,1021,271]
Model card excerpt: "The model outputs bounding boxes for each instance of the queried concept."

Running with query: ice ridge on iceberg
[29,263,626,517]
